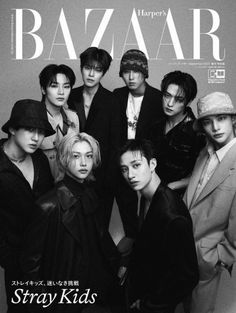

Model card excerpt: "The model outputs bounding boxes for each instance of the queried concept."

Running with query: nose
[89,68,95,76]
[128,168,135,180]
[212,120,220,132]
[167,96,175,107]
[129,71,134,80]
[32,129,39,141]
[80,156,87,167]
[58,85,64,95]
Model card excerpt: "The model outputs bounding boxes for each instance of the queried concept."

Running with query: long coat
[0,139,54,312]
[183,141,236,313]
[128,184,199,313]
[36,177,119,312]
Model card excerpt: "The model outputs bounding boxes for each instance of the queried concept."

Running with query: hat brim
[1,119,55,137]
[193,111,236,132]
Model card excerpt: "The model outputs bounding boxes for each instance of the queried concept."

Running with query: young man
[184,92,236,313]
[67,47,121,228]
[148,71,205,194]
[119,139,199,313]
[0,99,55,313]
[113,49,164,257]
[114,49,163,142]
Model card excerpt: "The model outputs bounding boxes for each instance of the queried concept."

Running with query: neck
[83,84,99,96]
[141,173,160,201]
[167,111,186,127]
[3,138,28,163]
[45,101,61,117]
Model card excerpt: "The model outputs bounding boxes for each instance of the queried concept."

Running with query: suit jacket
[68,84,120,188]
[113,83,164,144]
[128,184,199,313]
[183,141,236,281]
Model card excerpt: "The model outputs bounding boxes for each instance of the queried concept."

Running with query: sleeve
[217,191,236,270]
[140,218,199,312]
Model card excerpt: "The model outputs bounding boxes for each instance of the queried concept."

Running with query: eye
[49,82,58,88]
[120,167,128,174]
[94,67,103,72]
[175,97,185,103]
[217,115,227,121]
[86,154,93,159]
[64,84,71,89]
[133,163,141,169]
[72,153,80,159]
[202,119,211,127]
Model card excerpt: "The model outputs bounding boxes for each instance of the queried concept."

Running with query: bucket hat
[193,92,236,131]
[2,99,55,137]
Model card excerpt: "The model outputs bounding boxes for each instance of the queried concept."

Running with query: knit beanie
[119,49,149,78]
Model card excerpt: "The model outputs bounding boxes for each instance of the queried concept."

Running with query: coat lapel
[56,183,81,244]
[196,142,236,204]
[135,83,151,138]
[187,148,208,209]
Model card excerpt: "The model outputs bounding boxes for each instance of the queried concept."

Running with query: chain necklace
[3,143,27,163]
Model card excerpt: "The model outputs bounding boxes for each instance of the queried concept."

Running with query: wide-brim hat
[193,92,236,131]
[2,99,55,137]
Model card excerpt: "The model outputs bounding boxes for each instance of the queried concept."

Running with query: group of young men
[0,47,236,313]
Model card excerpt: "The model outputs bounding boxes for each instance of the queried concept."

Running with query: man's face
[43,73,71,108]
[201,114,235,149]
[120,150,153,192]
[81,62,104,88]
[122,70,145,94]
[67,141,94,183]
[162,84,186,118]
[11,127,45,154]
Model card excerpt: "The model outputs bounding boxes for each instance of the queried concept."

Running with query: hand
[130,299,141,310]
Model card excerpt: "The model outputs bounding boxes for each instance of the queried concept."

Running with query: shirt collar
[207,137,236,162]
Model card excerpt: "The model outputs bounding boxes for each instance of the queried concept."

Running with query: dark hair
[119,139,155,164]
[161,71,197,106]
[39,64,76,90]
[80,47,112,75]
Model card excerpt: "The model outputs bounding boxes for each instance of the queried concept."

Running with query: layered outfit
[148,107,205,188]
[113,83,164,239]
[183,139,236,313]
[36,175,120,313]
[0,139,54,313]
[128,184,199,313]
[40,107,79,181]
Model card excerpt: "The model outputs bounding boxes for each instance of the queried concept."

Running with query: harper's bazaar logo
[11,8,225,61]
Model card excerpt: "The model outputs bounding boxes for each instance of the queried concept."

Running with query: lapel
[135,83,151,138]
[72,87,86,132]
[56,183,81,244]
[85,84,104,130]
[196,142,236,204]
[187,148,208,209]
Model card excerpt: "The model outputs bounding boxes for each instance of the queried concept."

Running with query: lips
[213,133,224,138]
[79,169,88,174]
[56,98,65,101]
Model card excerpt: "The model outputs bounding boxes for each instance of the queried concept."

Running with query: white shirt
[126,93,143,139]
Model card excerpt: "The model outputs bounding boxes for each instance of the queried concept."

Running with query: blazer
[113,83,164,144]
[128,184,199,313]
[68,84,120,186]
[184,142,236,280]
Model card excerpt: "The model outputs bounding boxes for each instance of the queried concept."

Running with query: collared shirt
[193,137,236,202]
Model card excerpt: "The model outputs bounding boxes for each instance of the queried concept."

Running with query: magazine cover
[0,0,236,312]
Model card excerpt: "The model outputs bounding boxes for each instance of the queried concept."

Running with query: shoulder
[36,187,58,214]
[70,86,83,97]
[153,184,191,221]
[145,83,162,97]
[113,86,128,95]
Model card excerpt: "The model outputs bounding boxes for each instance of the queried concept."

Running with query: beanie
[119,49,149,78]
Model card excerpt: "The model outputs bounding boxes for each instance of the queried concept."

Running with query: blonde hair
[56,131,101,182]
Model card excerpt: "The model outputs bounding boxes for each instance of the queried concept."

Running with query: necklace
[3,144,27,164]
